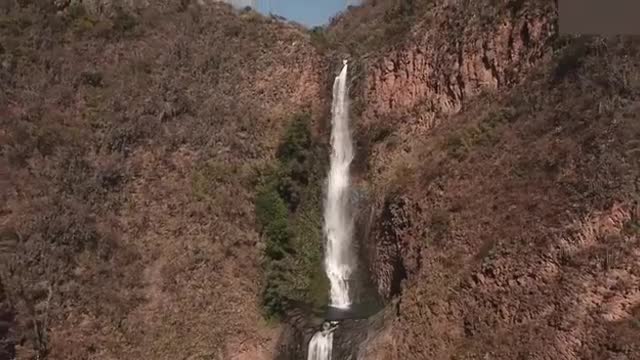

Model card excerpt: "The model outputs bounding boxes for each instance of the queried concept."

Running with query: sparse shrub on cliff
[429,208,450,241]
[445,106,518,160]
[309,26,333,52]
[277,113,313,163]
[254,113,329,318]
[112,6,137,36]
[255,185,292,260]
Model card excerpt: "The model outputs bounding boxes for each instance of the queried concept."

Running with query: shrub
[80,71,103,87]
[0,13,33,36]
[112,6,137,36]
[69,5,138,39]
[255,112,329,318]
[623,218,640,236]
[430,208,450,239]
[276,113,312,163]
[371,124,393,143]
[553,37,591,83]
[66,3,100,35]
[309,26,333,52]
[445,106,517,160]
[386,162,415,196]
[255,186,291,258]
[274,112,315,211]
[446,133,468,160]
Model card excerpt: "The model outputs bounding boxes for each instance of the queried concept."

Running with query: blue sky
[227,0,359,27]
[258,0,357,27]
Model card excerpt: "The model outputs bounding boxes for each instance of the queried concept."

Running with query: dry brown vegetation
[0,1,324,359]
[2,0,640,359]
[361,34,640,359]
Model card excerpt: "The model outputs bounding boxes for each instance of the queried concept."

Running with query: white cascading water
[307,322,334,360]
[308,60,354,360]
[324,60,355,310]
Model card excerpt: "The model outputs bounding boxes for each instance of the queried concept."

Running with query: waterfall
[324,59,355,310]
[307,60,353,360]
[307,323,335,360]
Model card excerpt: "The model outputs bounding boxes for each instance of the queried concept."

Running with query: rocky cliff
[357,1,556,188]
[341,1,640,359]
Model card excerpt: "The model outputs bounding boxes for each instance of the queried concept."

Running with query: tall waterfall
[307,60,353,360]
[324,60,355,310]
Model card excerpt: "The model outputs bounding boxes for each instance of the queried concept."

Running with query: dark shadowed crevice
[369,196,411,302]
[0,281,15,360]
[520,22,530,48]
[388,252,407,298]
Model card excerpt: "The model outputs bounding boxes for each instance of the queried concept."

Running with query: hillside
[1,0,640,360]
[359,40,640,358]
[330,1,640,359]
[1,1,325,359]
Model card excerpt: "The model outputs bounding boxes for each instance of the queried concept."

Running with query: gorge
[1,1,640,360]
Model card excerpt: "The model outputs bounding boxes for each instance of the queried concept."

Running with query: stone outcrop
[357,1,557,185]
[363,3,556,126]
[360,0,557,302]
[367,197,410,302]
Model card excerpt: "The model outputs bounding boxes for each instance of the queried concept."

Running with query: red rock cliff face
[358,2,556,185]
[353,1,640,359]
[360,1,557,300]
[364,4,555,121]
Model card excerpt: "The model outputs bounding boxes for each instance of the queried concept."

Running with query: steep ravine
[284,2,563,357]
[2,1,640,359]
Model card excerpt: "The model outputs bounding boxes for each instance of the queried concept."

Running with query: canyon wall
[349,0,559,305]
[358,1,557,185]
[346,1,640,359]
